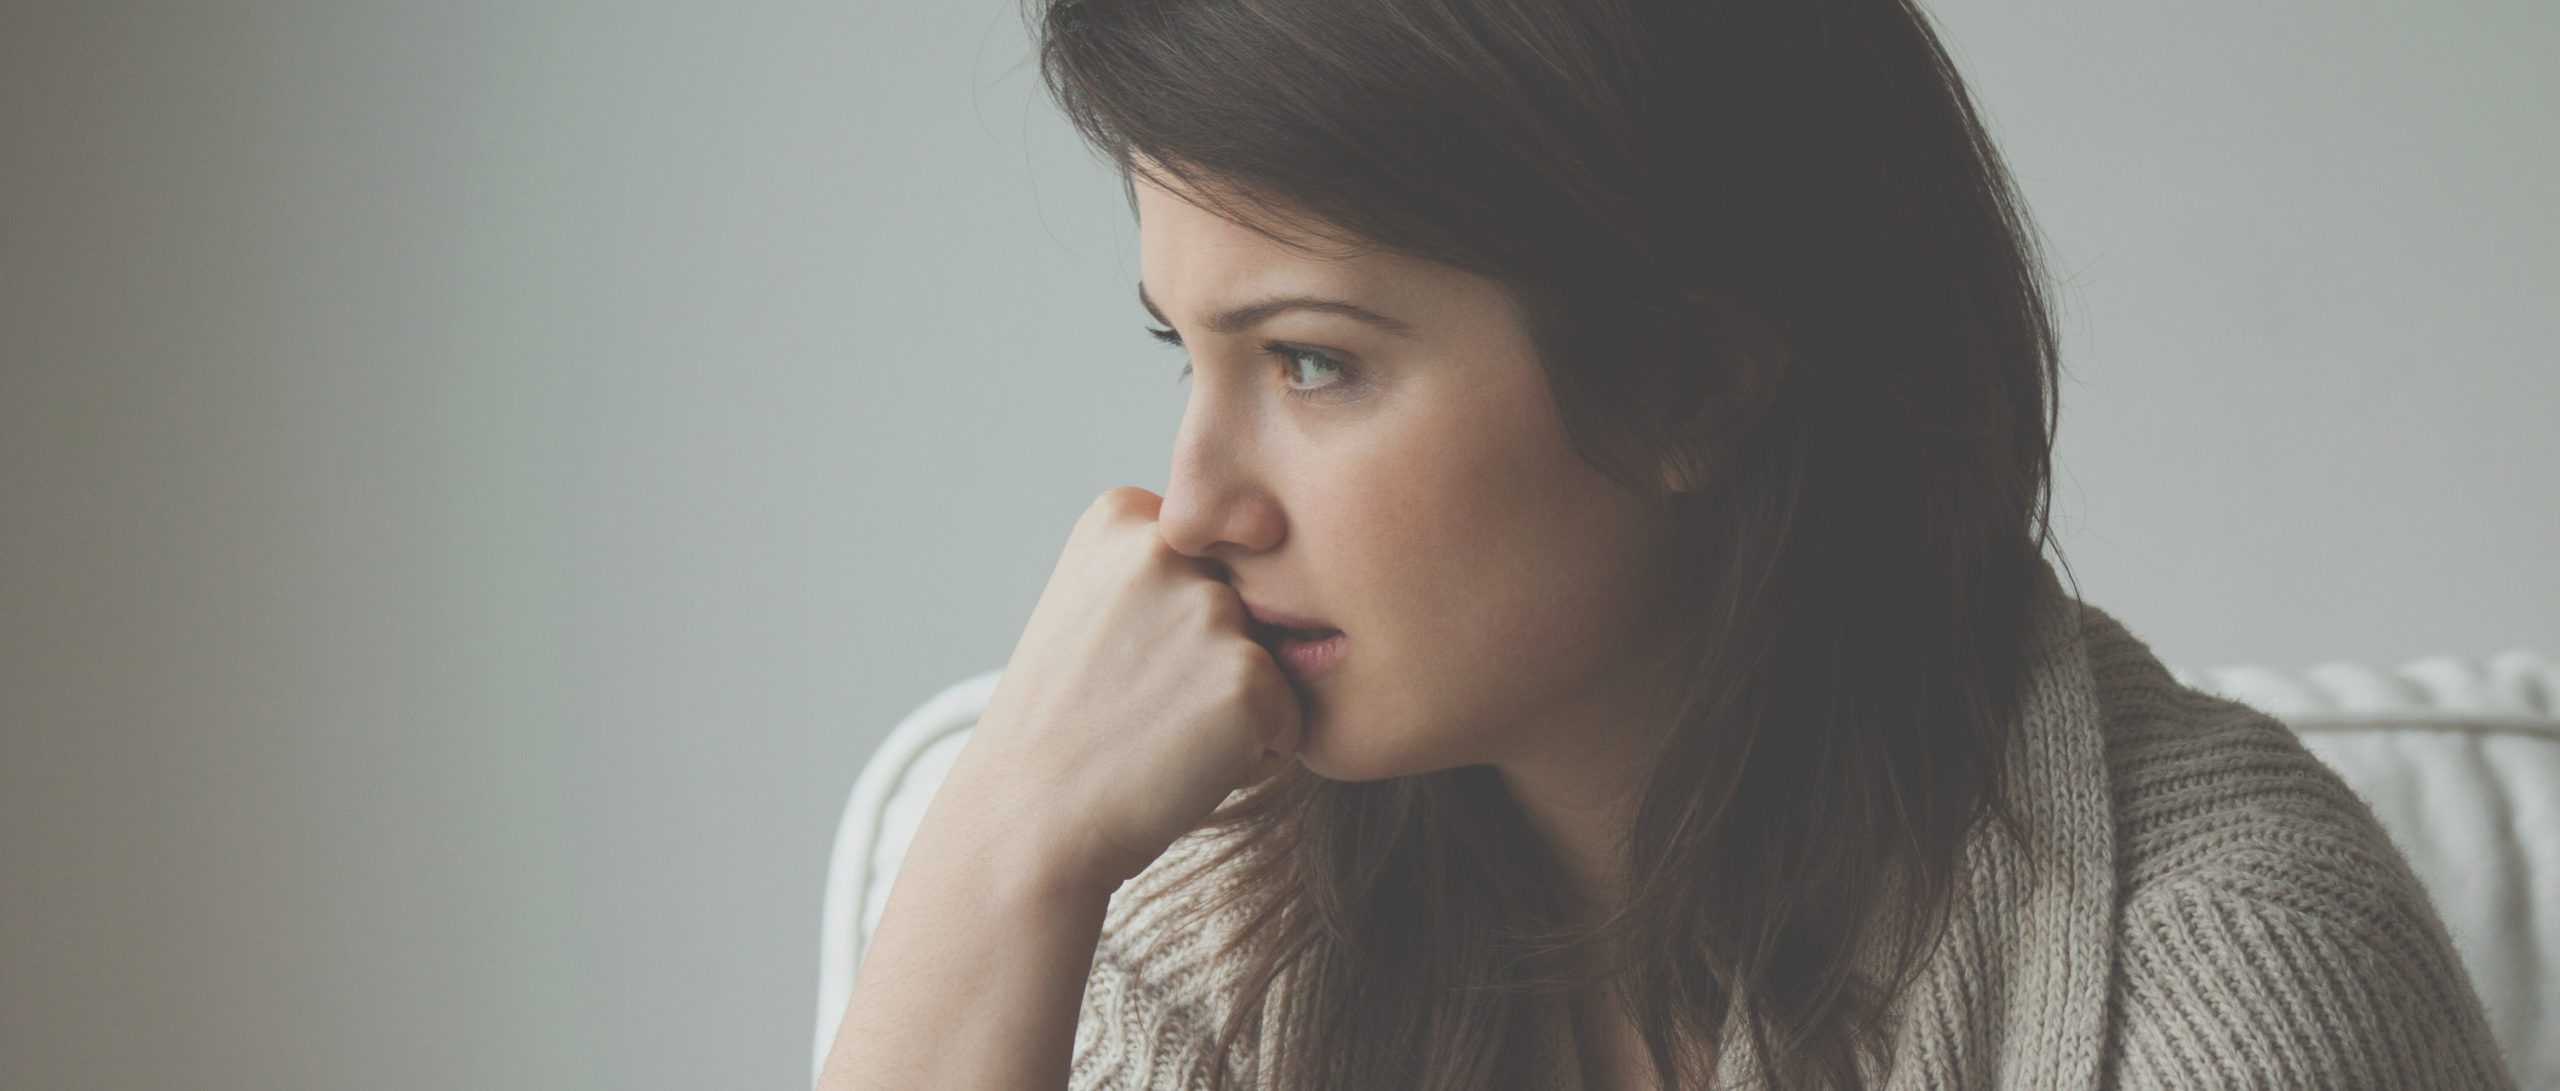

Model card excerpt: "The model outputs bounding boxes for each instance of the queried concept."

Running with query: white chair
[812,652,2560,1090]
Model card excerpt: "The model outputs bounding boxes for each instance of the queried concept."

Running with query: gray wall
[1,2,2550,1089]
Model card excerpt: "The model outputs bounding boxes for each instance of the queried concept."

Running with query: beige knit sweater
[1066,559,2522,1089]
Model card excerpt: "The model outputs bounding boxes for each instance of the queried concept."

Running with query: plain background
[2,1,2552,1089]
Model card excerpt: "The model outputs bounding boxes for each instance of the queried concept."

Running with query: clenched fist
[934,486,1305,892]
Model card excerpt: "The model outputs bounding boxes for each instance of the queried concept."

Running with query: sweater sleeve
[1067,825,1265,1091]
[1067,940,1238,1091]
[2106,862,2519,1090]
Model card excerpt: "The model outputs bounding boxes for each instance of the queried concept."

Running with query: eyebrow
[1137,281,1415,338]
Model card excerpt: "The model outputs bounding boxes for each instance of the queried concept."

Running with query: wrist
[912,757,1146,905]
[919,790,1135,909]
[997,819,1142,908]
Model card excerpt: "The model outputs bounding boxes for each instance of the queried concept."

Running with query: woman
[819,0,2516,1088]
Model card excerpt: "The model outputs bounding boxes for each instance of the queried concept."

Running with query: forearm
[815,796,1119,1091]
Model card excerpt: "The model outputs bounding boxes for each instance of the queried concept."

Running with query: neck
[1493,592,1693,924]
[1493,682,1683,922]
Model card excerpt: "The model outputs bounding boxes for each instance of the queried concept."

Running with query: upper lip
[1240,597,1338,633]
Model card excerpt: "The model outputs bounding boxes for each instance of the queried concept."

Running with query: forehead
[1132,175,1478,327]
[1135,177,1352,280]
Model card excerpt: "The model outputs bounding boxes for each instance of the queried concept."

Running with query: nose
[1155,401,1286,562]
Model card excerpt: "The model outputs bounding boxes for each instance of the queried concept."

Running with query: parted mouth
[1249,619,1342,642]
[1241,597,1339,637]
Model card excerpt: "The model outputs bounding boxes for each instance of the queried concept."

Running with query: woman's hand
[818,487,1291,1089]
[942,485,1304,892]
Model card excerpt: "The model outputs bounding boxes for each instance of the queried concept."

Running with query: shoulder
[2077,604,2402,895]
[1070,823,1268,1091]
[2080,612,2517,1088]
[2104,841,2519,1088]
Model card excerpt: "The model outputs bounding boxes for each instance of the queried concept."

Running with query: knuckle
[1073,490,1126,533]
[1091,486,1158,521]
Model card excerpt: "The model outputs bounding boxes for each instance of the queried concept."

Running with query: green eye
[1143,325,1365,401]
[1270,345,1351,397]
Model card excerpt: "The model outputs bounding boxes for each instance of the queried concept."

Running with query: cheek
[1312,464,1637,772]
[1288,481,1502,776]
[1314,542,1637,780]
[1295,376,1654,775]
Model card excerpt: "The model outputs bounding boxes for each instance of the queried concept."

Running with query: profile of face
[1137,169,1684,784]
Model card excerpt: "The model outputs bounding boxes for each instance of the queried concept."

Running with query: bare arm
[813,783,1122,1091]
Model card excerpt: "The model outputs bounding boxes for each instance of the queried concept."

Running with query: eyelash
[1144,324,1361,401]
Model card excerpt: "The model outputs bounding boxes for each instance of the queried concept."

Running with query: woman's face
[1138,172,1680,783]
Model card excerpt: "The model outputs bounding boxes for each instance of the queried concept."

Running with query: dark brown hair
[1029,0,2077,1086]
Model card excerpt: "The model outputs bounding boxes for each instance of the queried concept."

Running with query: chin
[1289,709,1370,782]
[1292,709,1449,784]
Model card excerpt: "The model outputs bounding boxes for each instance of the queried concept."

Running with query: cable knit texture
[1066,558,2522,1089]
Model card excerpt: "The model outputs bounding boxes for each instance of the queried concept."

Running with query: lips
[1242,598,1339,639]
[1247,618,1340,645]
[1241,598,1340,659]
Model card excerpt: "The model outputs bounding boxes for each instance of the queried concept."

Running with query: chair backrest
[812,653,2560,1089]
[812,667,1003,1084]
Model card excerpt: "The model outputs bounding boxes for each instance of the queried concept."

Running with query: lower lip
[1276,630,1347,678]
